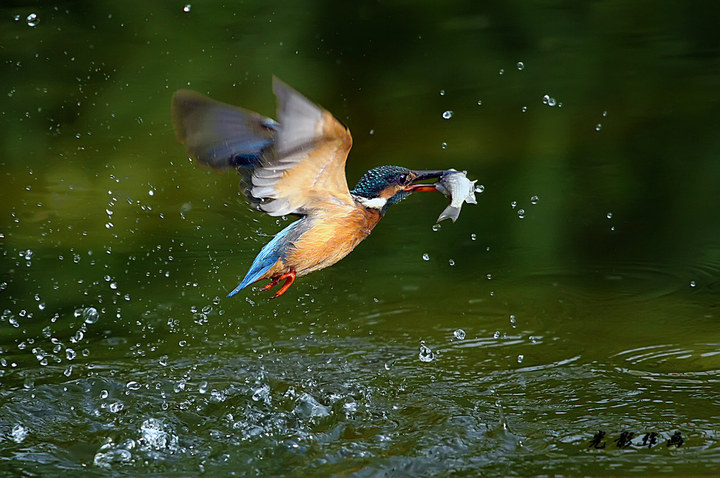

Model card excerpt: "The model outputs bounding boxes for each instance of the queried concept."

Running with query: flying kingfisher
[171,78,446,298]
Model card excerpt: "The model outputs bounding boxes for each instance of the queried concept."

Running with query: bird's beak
[404,170,445,192]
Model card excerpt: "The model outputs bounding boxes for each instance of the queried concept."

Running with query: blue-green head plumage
[351,165,412,212]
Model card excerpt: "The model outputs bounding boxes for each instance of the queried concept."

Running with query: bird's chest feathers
[285,206,382,274]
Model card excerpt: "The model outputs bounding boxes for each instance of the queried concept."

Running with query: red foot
[261,269,296,298]
[272,270,296,298]
[261,276,282,291]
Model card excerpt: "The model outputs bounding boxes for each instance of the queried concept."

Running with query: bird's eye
[397,174,407,184]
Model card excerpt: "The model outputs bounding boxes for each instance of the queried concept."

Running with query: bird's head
[351,165,444,213]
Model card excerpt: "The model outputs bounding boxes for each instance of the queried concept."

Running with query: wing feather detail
[171,89,277,169]
[171,78,355,217]
[250,78,354,216]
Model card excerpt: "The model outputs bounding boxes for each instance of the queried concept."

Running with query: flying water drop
[26,13,38,27]
[418,341,435,362]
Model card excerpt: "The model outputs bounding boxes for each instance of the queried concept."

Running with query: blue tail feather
[227,219,305,297]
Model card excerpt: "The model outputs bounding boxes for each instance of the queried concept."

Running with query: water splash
[419,341,435,362]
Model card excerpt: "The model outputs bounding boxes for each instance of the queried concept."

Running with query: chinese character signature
[589,431,683,449]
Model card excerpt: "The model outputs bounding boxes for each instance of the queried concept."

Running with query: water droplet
[493,330,501,339]
[689,280,697,288]
[439,89,445,96]
[442,110,454,120]
[606,212,613,219]
[475,184,485,193]
[432,223,441,232]
[148,189,155,196]
[509,314,517,327]
[517,354,524,363]
[11,425,28,443]
[602,110,608,117]
[530,195,539,205]
[517,209,525,219]
[499,68,505,75]
[516,61,525,70]
[418,341,435,362]
[521,106,528,113]
[595,123,602,131]
[100,389,109,399]
[470,233,477,241]
[441,142,448,150]
[453,329,466,340]
[252,383,270,402]
[448,259,455,266]
[66,348,77,360]
[422,253,430,261]
[510,201,517,209]
[369,129,374,135]
[183,4,191,12]
[477,100,482,106]
[26,13,38,27]
[83,307,99,324]
[486,273,492,280]
[542,94,557,107]
[126,381,141,391]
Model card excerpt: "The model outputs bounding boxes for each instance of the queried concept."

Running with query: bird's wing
[171,89,278,169]
[250,77,354,216]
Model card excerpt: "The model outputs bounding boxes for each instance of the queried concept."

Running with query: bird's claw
[264,269,296,298]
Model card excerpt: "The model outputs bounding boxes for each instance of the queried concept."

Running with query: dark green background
[1,1,718,475]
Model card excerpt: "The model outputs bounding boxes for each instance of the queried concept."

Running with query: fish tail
[437,206,460,223]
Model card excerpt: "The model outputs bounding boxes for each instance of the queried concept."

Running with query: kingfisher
[171,77,445,298]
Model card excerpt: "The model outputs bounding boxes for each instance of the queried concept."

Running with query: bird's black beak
[404,170,445,192]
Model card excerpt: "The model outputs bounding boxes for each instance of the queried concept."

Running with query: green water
[1,1,719,476]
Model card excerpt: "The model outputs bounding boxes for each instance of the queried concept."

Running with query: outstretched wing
[171,89,278,169]
[171,78,355,216]
[251,78,354,216]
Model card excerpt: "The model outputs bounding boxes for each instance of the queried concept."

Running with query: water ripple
[612,343,720,384]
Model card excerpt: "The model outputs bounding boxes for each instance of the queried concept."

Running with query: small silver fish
[435,170,477,223]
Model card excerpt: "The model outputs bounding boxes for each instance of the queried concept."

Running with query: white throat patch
[356,196,387,210]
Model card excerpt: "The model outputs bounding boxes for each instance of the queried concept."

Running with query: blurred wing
[171,89,278,170]
[250,78,354,216]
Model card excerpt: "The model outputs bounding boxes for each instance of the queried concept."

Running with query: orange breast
[283,203,382,277]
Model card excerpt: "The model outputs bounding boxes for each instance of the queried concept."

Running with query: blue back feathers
[171,89,278,171]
